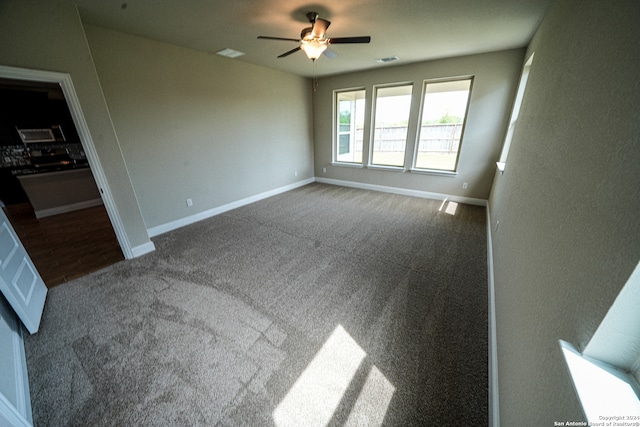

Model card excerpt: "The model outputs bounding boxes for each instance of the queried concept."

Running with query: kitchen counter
[17,168,102,218]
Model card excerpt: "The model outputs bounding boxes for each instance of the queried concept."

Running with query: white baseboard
[130,241,156,258]
[34,198,103,219]
[315,177,488,207]
[486,205,500,427]
[147,178,315,238]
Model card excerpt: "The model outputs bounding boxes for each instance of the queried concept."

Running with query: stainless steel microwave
[16,125,65,144]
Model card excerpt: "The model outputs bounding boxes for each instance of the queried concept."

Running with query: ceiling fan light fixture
[300,40,328,60]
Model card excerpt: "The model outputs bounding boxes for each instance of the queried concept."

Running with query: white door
[0,208,47,334]
[0,295,33,427]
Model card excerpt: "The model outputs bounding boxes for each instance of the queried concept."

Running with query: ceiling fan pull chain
[313,60,319,92]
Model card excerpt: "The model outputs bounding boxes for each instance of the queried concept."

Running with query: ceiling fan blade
[329,36,371,44]
[258,36,300,42]
[311,18,331,38]
[323,48,338,59]
[278,47,301,58]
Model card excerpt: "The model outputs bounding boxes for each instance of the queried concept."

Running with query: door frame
[0,65,134,258]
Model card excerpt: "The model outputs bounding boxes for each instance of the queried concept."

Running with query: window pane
[415,79,472,171]
[335,90,365,164]
[338,134,350,155]
[371,85,412,167]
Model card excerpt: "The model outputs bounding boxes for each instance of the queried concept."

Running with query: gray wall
[313,49,525,200]
[84,26,314,230]
[489,0,640,424]
[0,0,152,251]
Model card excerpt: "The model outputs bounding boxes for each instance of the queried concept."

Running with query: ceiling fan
[258,12,371,61]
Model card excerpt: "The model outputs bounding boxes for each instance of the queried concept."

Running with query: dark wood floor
[2,203,124,288]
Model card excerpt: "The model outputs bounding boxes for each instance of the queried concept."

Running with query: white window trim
[368,82,413,169]
[560,341,640,423]
[331,162,364,169]
[560,260,640,422]
[366,164,405,172]
[409,168,458,177]
[333,87,366,166]
[498,53,534,167]
[411,76,474,174]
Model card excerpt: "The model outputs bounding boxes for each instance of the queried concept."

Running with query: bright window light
[370,84,413,167]
[335,90,366,164]
[445,201,458,215]
[560,340,640,423]
[438,200,458,216]
[273,325,366,427]
[414,78,472,172]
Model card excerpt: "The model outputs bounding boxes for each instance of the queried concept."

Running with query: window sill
[559,340,640,422]
[367,165,405,172]
[331,162,364,169]
[409,168,458,177]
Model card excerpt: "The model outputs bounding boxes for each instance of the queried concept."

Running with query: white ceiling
[74,0,552,78]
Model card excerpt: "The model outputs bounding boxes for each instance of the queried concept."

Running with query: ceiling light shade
[300,40,327,60]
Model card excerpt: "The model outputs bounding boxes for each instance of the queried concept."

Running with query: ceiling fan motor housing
[307,12,319,23]
[301,27,313,40]
[257,11,370,60]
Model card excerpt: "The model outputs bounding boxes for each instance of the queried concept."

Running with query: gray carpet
[24,183,488,426]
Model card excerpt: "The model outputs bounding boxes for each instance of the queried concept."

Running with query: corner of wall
[486,203,500,427]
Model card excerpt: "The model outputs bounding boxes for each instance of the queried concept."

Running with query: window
[498,53,534,170]
[335,89,366,164]
[414,78,472,172]
[370,84,413,168]
[560,260,640,422]
[560,341,640,423]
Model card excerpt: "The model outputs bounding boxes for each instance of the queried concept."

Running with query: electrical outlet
[323,167,327,173]
[462,182,468,190]
[295,171,298,177]
[495,220,500,232]
[186,198,193,207]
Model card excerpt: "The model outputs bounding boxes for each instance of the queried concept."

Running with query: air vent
[375,56,399,63]
[216,48,245,59]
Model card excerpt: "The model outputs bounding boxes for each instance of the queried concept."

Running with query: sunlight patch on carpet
[345,365,395,426]
[439,199,458,215]
[273,324,394,427]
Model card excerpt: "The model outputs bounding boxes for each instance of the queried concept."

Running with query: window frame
[410,76,474,174]
[497,53,534,173]
[560,260,640,421]
[333,87,366,166]
[368,82,414,170]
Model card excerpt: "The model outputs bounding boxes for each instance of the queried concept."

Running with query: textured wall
[489,0,640,424]
[314,49,525,200]
[84,26,314,230]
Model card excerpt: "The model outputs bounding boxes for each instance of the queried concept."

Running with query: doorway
[0,74,124,287]
[2,203,123,288]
